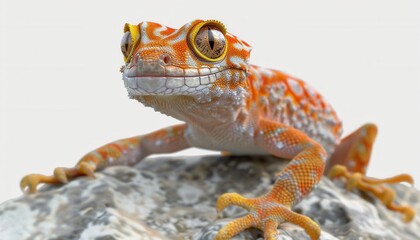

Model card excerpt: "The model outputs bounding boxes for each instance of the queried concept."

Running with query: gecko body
[21,19,414,240]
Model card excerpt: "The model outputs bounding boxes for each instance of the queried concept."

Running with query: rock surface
[0,155,419,240]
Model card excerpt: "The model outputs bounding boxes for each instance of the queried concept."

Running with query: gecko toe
[214,215,255,240]
[216,192,252,215]
[20,174,38,193]
[78,162,96,179]
[54,167,69,184]
[20,174,58,193]
[388,203,416,222]
[263,219,280,240]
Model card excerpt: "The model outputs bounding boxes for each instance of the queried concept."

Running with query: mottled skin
[21,20,414,239]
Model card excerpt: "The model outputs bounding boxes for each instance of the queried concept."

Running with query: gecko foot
[20,162,96,193]
[215,192,320,240]
[328,165,415,222]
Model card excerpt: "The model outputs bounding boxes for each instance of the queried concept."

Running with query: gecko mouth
[122,59,227,96]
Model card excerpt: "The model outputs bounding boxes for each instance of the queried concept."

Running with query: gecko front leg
[216,119,325,240]
[20,124,190,193]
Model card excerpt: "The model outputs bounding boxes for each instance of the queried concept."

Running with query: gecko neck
[134,94,248,130]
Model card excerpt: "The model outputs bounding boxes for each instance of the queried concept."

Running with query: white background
[0,0,420,204]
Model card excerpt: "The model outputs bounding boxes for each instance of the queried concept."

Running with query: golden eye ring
[188,20,228,62]
[122,23,141,63]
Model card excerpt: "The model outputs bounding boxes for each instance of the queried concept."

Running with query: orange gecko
[21,19,415,240]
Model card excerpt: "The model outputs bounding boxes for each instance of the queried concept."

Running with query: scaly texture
[21,19,415,239]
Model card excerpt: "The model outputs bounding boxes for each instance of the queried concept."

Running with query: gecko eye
[195,26,226,59]
[121,31,133,59]
[189,20,228,62]
[121,23,141,62]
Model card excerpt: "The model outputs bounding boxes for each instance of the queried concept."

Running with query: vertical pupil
[207,27,215,50]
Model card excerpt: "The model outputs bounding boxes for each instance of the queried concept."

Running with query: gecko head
[120,19,252,104]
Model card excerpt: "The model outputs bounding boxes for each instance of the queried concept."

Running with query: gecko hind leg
[327,123,415,222]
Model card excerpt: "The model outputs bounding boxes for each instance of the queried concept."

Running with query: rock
[0,155,419,240]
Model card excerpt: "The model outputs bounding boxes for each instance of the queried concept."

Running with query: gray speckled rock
[0,156,419,240]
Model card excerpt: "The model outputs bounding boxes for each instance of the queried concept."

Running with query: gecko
[20,19,415,240]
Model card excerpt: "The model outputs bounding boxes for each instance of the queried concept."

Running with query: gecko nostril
[160,54,171,65]
[163,56,170,64]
